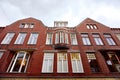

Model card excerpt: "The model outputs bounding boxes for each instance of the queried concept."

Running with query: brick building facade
[0,17,120,80]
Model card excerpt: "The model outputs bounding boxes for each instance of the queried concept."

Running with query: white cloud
[0,0,120,27]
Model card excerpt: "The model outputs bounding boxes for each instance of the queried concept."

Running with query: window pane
[57,53,68,73]
[65,33,68,44]
[71,33,78,45]
[86,24,90,29]
[42,53,54,73]
[29,23,34,28]
[46,33,53,45]
[1,33,15,44]
[104,34,116,45]
[55,33,59,44]
[24,24,29,28]
[8,51,29,73]
[87,53,100,72]
[15,33,27,44]
[81,34,91,45]
[93,34,103,45]
[71,53,84,73]
[28,33,38,44]
[12,53,24,72]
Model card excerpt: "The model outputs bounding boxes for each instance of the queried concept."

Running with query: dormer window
[86,24,97,29]
[54,21,68,27]
[19,23,34,28]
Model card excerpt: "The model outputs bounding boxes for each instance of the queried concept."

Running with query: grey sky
[0,0,120,27]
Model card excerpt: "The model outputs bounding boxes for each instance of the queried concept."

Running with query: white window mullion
[55,33,59,44]
[62,60,64,72]
[47,60,49,72]
[75,60,78,72]
[65,33,68,44]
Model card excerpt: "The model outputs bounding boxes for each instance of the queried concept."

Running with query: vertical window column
[70,53,84,73]
[55,32,59,44]
[86,53,101,72]
[57,53,68,73]
[46,33,53,45]
[42,53,54,73]
[70,33,78,45]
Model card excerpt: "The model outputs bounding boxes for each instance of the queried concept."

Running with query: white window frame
[42,53,54,73]
[65,33,69,44]
[70,33,78,45]
[7,51,30,73]
[28,33,39,44]
[104,34,116,45]
[55,32,59,44]
[1,33,15,44]
[93,34,104,45]
[81,33,91,45]
[14,33,27,44]
[46,33,53,45]
[70,53,84,73]
[57,53,68,73]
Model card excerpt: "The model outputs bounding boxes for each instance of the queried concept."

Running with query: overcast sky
[0,0,120,28]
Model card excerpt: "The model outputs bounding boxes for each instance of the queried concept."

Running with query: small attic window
[86,24,98,29]
[19,23,34,28]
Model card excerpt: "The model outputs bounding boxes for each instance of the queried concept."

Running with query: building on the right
[0,17,120,80]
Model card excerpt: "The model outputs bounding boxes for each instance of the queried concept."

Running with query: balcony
[54,43,70,50]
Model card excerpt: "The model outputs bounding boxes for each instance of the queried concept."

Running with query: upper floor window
[81,33,91,45]
[19,23,34,28]
[57,53,68,73]
[1,33,15,44]
[104,34,116,45]
[92,34,104,45]
[86,52,101,72]
[7,51,30,73]
[86,24,97,29]
[14,33,27,44]
[42,53,54,73]
[27,33,39,44]
[46,33,53,45]
[70,53,84,73]
[55,32,68,44]
[70,33,78,45]
[0,51,4,59]
[115,33,120,41]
